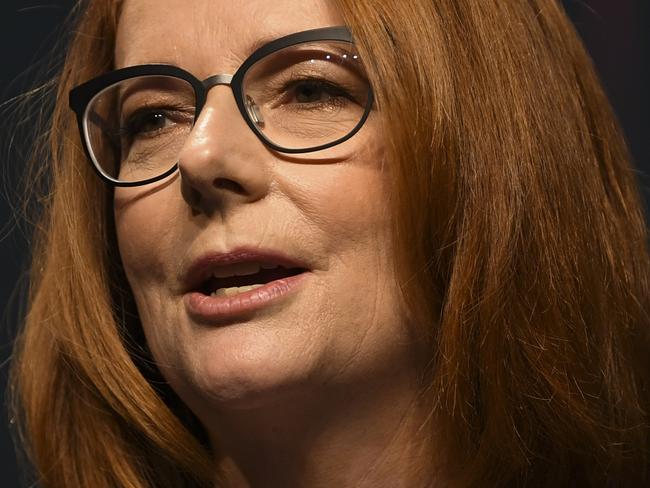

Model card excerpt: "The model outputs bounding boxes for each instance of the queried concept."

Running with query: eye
[294,80,340,103]
[123,110,174,138]
[284,79,353,107]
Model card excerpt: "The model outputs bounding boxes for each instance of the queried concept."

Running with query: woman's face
[114,0,418,422]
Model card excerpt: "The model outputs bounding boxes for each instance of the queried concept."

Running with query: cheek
[114,187,189,376]
[281,141,392,257]
[275,144,405,372]
[114,186,181,288]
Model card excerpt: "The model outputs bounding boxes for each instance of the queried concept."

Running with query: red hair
[10,0,650,486]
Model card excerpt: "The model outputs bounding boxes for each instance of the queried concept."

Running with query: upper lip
[181,245,311,293]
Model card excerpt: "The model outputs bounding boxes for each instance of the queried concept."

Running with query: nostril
[181,182,203,208]
[213,178,245,194]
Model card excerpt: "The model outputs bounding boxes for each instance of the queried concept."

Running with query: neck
[207,371,435,487]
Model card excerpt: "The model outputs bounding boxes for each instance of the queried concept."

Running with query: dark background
[1,1,648,486]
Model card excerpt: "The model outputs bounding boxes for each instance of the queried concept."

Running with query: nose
[177,86,271,214]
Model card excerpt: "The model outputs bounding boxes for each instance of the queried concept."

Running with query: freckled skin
[114,0,429,485]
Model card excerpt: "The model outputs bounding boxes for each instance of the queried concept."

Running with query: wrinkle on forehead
[115,0,343,75]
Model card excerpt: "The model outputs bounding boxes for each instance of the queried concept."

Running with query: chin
[172,334,318,413]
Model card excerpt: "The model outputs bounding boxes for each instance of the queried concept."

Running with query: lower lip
[184,271,310,323]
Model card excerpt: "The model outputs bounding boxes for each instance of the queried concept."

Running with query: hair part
[9,0,650,486]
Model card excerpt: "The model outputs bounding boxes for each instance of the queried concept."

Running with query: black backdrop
[1,1,648,486]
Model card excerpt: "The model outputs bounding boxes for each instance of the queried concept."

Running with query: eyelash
[120,106,193,139]
[274,77,357,108]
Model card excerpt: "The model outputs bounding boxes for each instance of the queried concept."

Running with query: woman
[9,0,650,486]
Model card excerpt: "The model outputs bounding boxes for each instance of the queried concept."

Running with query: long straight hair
[10,0,650,486]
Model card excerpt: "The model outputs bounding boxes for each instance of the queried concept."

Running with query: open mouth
[199,266,308,296]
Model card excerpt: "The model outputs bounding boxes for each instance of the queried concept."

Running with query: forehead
[115,0,344,74]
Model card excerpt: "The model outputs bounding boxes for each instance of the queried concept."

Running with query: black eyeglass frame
[68,26,375,187]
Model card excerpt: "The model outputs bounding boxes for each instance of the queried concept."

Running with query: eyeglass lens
[83,40,370,184]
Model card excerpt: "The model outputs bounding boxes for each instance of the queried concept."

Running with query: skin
[114,0,433,486]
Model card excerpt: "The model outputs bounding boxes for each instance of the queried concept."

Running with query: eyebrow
[125,27,346,72]
[246,30,290,56]
[126,32,282,71]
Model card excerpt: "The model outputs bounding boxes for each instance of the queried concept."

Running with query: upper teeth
[211,262,280,279]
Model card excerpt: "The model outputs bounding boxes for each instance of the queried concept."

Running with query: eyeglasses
[68,26,374,187]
